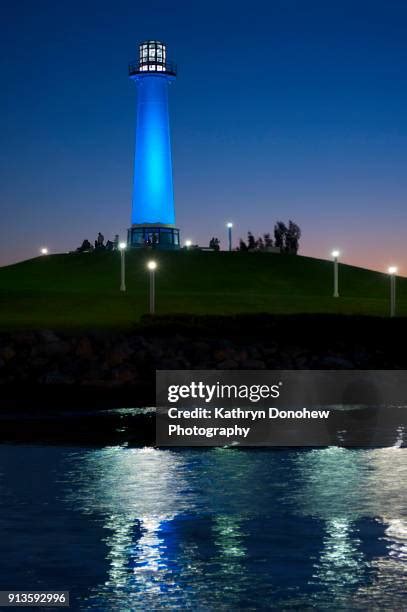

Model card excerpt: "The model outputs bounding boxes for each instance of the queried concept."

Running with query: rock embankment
[1,313,406,408]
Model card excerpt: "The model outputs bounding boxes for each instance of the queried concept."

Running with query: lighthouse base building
[127,223,180,250]
[127,41,180,249]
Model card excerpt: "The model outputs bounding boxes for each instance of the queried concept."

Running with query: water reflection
[212,515,247,607]
[58,445,407,609]
[65,446,192,518]
[64,447,193,607]
[291,445,407,608]
[103,514,133,587]
[213,515,246,561]
[313,517,366,597]
[350,446,407,609]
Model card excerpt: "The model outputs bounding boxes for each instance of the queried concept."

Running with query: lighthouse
[127,41,180,249]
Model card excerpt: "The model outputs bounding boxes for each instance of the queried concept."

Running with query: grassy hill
[0,250,405,329]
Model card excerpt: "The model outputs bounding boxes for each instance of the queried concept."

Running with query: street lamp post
[227,222,233,251]
[147,261,157,314]
[388,267,397,317]
[331,250,340,298]
[119,242,126,292]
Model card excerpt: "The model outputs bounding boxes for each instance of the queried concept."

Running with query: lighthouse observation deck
[129,40,177,77]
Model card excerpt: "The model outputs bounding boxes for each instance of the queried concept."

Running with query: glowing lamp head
[147,260,157,271]
[227,222,233,228]
[119,242,127,250]
[40,248,49,255]
[185,240,192,248]
[331,250,340,259]
[388,266,398,275]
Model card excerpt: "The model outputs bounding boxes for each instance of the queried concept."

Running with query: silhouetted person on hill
[94,233,106,250]
[77,239,92,252]
[209,237,220,251]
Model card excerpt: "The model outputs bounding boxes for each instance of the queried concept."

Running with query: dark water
[0,444,406,610]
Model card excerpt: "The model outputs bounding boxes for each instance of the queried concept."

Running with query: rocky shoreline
[1,314,406,413]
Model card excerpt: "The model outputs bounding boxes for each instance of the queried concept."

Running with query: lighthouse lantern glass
[139,41,167,72]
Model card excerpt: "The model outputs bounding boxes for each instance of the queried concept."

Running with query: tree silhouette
[274,222,287,251]
[285,220,301,254]
[263,233,273,248]
[247,232,258,250]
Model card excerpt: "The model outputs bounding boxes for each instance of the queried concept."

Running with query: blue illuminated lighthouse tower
[127,41,179,249]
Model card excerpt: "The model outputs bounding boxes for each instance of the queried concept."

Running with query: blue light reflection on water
[0,445,406,610]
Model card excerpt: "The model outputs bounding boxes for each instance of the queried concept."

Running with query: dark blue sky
[1,0,407,270]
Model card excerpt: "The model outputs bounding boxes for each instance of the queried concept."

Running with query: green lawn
[0,250,405,329]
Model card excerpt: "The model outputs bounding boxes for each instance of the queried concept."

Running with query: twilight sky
[1,0,407,271]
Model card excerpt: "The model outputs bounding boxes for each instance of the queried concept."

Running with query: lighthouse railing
[128,60,177,77]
